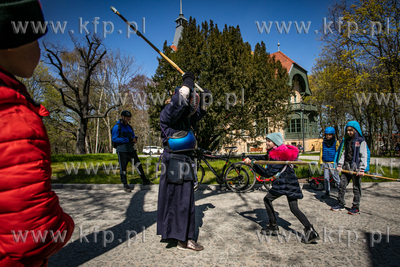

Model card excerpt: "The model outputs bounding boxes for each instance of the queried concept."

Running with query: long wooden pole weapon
[253,161,317,165]
[110,6,204,92]
[251,161,399,181]
[325,168,400,181]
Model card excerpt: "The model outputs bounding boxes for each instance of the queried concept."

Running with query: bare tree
[43,34,120,154]
[96,49,143,152]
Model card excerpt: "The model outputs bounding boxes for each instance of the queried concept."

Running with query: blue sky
[40,0,332,78]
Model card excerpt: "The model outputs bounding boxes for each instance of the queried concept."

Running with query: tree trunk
[75,117,88,154]
[95,89,104,154]
[104,115,112,152]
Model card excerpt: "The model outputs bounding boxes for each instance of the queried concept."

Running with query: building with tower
[168,4,320,153]
[170,0,187,52]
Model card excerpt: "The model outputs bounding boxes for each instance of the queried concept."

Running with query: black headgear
[121,110,132,117]
[0,0,47,50]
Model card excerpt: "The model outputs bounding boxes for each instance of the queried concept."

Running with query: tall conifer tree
[146,18,291,150]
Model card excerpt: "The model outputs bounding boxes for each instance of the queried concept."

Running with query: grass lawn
[299,152,320,156]
[51,154,398,184]
[51,153,244,185]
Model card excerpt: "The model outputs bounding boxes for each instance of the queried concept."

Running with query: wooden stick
[325,168,400,181]
[111,6,204,92]
[254,161,317,165]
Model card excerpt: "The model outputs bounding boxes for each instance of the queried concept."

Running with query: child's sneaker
[123,185,132,193]
[331,205,345,211]
[302,225,320,244]
[261,223,279,235]
[348,206,360,215]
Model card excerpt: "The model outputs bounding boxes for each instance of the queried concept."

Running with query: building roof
[270,51,294,72]
[270,51,307,74]
[171,0,187,52]
[171,24,184,51]
[270,51,311,96]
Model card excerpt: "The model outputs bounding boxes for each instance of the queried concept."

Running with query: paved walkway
[49,183,400,267]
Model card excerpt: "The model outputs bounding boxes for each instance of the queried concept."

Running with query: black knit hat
[0,0,47,50]
[121,110,132,117]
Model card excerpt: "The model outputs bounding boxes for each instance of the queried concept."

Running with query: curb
[51,181,400,191]
[51,184,153,191]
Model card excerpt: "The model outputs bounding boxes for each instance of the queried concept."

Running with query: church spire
[171,0,187,52]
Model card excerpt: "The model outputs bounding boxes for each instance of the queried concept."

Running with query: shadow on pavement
[303,187,339,208]
[194,203,215,241]
[366,232,400,267]
[237,208,292,232]
[49,188,227,266]
[49,190,156,266]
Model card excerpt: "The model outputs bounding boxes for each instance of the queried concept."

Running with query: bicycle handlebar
[196,148,213,154]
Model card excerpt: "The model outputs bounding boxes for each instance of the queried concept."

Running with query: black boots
[261,222,279,235]
[303,225,320,243]
[123,184,132,193]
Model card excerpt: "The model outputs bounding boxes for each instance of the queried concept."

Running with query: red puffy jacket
[0,67,74,267]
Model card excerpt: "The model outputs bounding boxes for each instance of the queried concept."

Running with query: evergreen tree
[146,18,291,150]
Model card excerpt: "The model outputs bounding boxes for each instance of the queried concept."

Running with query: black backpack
[111,123,133,149]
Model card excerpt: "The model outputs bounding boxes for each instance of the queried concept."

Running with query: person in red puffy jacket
[0,1,74,266]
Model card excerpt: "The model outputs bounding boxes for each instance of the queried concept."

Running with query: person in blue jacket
[318,127,340,198]
[244,132,320,244]
[112,110,152,192]
[157,72,210,251]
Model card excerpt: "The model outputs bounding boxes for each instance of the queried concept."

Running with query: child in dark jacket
[331,121,369,215]
[244,132,320,243]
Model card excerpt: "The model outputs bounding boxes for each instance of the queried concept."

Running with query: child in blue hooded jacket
[318,127,340,198]
[331,121,370,215]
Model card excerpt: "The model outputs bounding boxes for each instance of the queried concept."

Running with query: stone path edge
[51,182,400,190]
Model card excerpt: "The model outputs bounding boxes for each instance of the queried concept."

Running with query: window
[304,119,308,133]
[296,119,301,132]
[289,119,308,133]
[289,120,293,133]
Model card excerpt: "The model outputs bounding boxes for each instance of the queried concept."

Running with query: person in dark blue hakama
[157,72,209,251]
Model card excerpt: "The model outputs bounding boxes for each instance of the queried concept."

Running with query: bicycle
[230,153,279,191]
[247,162,285,191]
[247,160,274,191]
[242,157,316,192]
[256,175,274,190]
[193,146,256,192]
[308,166,336,191]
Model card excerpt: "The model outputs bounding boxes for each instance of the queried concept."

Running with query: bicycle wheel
[239,163,257,191]
[225,163,255,192]
[194,165,205,191]
[310,179,324,191]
